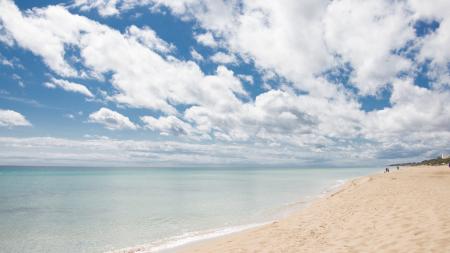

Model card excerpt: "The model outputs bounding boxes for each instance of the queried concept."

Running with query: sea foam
[106,222,269,253]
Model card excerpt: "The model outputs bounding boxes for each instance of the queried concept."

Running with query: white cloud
[11,73,24,87]
[410,1,450,88]
[44,78,94,97]
[141,115,206,139]
[0,19,14,46]
[88,107,138,130]
[0,109,31,127]
[194,32,217,47]
[184,86,363,144]
[190,48,203,61]
[0,135,382,167]
[125,0,421,97]
[0,1,81,76]
[366,79,450,138]
[409,0,450,20]
[2,0,450,165]
[224,1,334,94]
[324,0,415,95]
[238,74,254,85]
[73,0,234,33]
[0,52,13,67]
[126,25,174,53]
[68,0,450,95]
[72,0,122,17]
[0,2,246,115]
[210,52,236,64]
[417,20,450,65]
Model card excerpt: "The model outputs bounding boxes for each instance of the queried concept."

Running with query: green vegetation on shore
[391,157,450,166]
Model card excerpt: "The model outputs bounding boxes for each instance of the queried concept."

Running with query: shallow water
[0,166,378,252]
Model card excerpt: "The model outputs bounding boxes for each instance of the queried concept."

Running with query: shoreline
[166,180,348,252]
[107,222,271,253]
[108,169,373,253]
[177,165,450,252]
[170,172,371,252]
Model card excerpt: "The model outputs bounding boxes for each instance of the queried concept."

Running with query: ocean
[0,166,379,252]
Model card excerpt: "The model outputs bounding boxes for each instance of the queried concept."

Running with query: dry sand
[178,165,450,253]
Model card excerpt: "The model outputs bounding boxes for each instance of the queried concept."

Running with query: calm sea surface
[0,166,379,252]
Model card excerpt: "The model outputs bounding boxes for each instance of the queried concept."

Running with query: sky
[0,0,449,167]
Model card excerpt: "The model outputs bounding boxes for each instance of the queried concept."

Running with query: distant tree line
[390,157,450,166]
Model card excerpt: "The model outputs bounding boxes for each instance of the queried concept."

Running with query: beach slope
[179,165,450,252]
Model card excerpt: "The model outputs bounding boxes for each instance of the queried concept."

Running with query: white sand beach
[178,165,450,253]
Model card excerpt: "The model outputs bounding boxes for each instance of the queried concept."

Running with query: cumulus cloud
[95,0,430,96]
[126,25,174,53]
[190,48,204,61]
[194,32,217,47]
[238,74,254,85]
[1,0,450,165]
[199,0,335,94]
[410,1,450,88]
[44,78,94,97]
[0,19,14,46]
[67,0,450,94]
[0,109,31,127]
[0,0,80,76]
[184,87,363,146]
[324,0,415,95]
[141,115,207,139]
[88,107,138,130]
[366,79,450,138]
[0,1,247,115]
[210,52,237,64]
[72,0,123,17]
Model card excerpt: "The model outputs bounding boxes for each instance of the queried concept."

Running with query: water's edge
[108,177,354,253]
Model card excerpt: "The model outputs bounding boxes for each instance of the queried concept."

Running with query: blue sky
[0,0,449,167]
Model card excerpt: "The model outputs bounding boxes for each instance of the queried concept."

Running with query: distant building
[441,154,450,159]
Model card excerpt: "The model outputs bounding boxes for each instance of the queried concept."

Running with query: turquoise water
[0,166,378,252]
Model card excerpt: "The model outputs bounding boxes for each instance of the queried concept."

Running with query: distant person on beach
[397,166,399,170]
[385,168,389,173]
